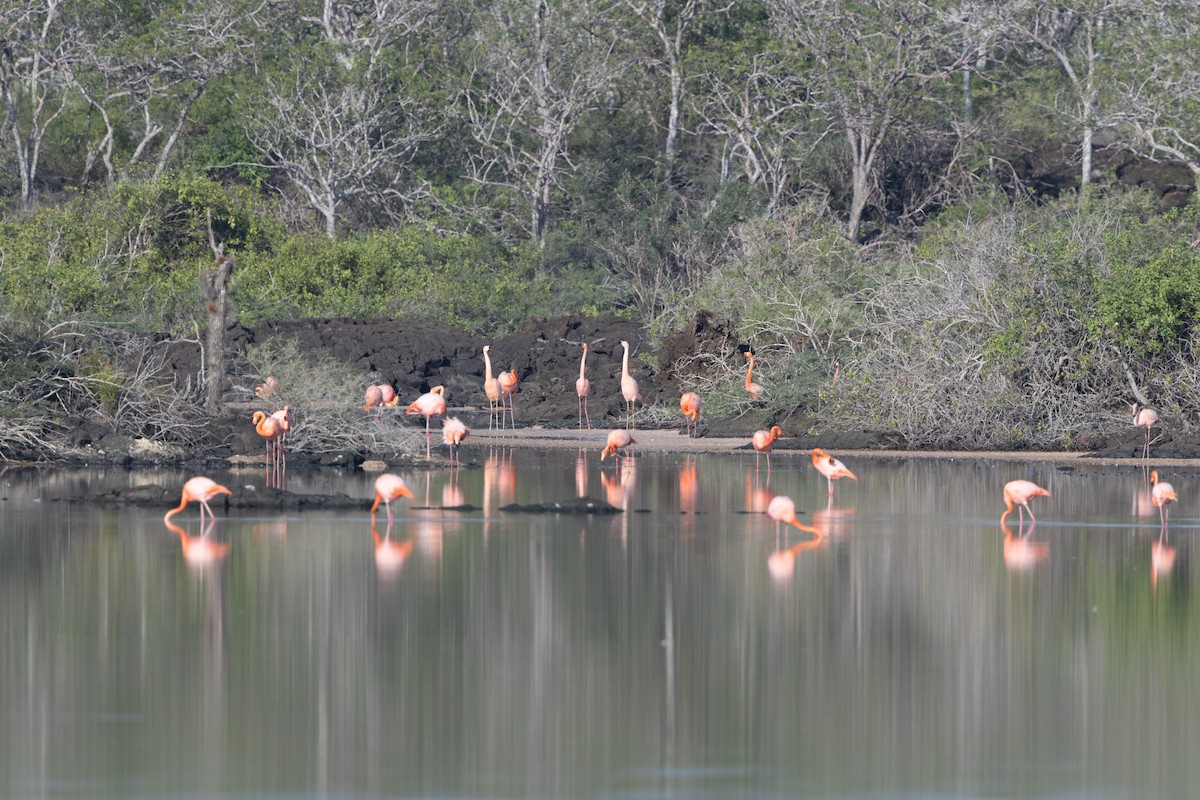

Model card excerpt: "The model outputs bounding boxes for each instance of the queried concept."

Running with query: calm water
[1,446,1198,799]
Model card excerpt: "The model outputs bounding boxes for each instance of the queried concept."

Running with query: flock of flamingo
[162,345,1182,577]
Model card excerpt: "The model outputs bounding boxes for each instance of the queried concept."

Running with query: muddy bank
[47,310,1200,466]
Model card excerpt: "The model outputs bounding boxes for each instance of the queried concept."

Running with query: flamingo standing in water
[1000,479,1050,526]
[744,351,762,401]
[751,425,782,472]
[498,368,518,429]
[407,385,447,460]
[680,392,701,438]
[1150,470,1177,531]
[164,477,232,524]
[371,473,415,523]
[482,346,502,429]
[600,429,637,464]
[576,342,591,430]
[765,495,823,538]
[442,416,470,466]
[811,448,857,499]
[619,340,642,429]
[1131,403,1162,459]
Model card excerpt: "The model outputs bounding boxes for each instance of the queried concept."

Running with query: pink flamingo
[255,376,279,398]
[811,448,857,499]
[252,410,284,486]
[600,429,637,464]
[765,495,823,537]
[751,425,782,472]
[576,342,591,430]
[498,368,518,428]
[620,340,642,429]
[482,346,502,429]
[407,385,447,460]
[1131,403,1162,459]
[1151,470,1177,531]
[442,416,470,466]
[163,477,232,524]
[680,392,700,438]
[364,385,382,415]
[371,473,415,523]
[1000,479,1051,526]
[744,351,762,401]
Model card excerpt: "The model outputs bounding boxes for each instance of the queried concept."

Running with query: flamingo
[364,384,382,415]
[751,425,782,472]
[1151,470,1177,531]
[765,495,824,538]
[680,392,700,438]
[378,384,398,408]
[600,429,637,463]
[255,376,279,399]
[1000,479,1050,526]
[811,448,857,499]
[252,410,284,486]
[619,340,642,429]
[164,476,232,524]
[1131,403,1162,459]
[499,368,518,429]
[576,342,591,430]
[407,385,447,460]
[271,405,293,468]
[442,416,470,466]
[482,346,502,429]
[744,351,762,401]
[371,473,415,523]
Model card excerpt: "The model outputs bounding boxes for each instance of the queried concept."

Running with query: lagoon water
[1,447,1198,799]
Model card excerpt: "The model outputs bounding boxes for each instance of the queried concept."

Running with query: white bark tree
[245,0,441,237]
[771,0,965,243]
[460,0,626,245]
[0,0,71,211]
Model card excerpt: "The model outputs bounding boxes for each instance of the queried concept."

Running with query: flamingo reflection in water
[165,519,230,568]
[679,456,698,539]
[812,498,855,540]
[372,519,415,576]
[575,449,589,498]
[1001,520,1049,571]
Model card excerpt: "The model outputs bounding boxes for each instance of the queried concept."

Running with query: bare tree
[0,0,71,211]
[771,0,965,243]
[68,1,264,187]
[1000,0,1140,200]
[623,0,716,162]
[460,0,627,245]
[689,45,819,215]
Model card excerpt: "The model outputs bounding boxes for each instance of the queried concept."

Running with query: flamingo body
[601,429,637,462]
[371,473,415,522]
[1000,480,1051,525]
[680,392,700,437]
[811,448,857,498]
[1151,470,1178,529]
[576,342,591,429]
[620,340,642,428]
[407,386,448,460]
[766,495,822,535]
[1132,403,1162,458]
[442,416,470,465]
[164,477,232,524]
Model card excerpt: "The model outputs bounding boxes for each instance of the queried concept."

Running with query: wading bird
[751,425,782,472]
[811,448,857,499]
[765,495,823,538]
[1000,479,1050,526]
[1132,402,1162,459]
[482,346,502,429]
[576,342,591,430]
[744,351,762,401]
[371,473,415,523]
[255,376,279,399]
[1151,470,1177,531]
[620,340,642,429]
[252,410,284,487]
[442,416,470,466]
[600,429,637,464]
[499,368,518,428]
[164,477,232,524]
[407,385,447,460]
[680,392,700,438]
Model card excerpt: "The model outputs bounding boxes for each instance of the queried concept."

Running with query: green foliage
[1094,244,1200,357]
[234,227,546,333]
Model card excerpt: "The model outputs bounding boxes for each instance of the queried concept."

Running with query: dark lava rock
[500,496,622,514]
[66,484,365,511]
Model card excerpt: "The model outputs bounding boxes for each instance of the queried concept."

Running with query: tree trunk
[201,214,235,415]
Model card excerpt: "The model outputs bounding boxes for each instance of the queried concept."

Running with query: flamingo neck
[579,349,588,380]
[745,356,754,389]
[483,349,493,380]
